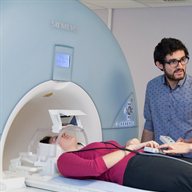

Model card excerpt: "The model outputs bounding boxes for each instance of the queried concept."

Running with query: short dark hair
[40,136,52,144]
[154,38,189,64]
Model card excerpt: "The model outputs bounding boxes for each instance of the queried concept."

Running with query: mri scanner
[0,0,153,191]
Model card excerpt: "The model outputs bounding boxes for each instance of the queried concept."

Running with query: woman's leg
[123,154,192,192]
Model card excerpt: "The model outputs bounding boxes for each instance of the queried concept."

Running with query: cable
[69,141,192,166]
[102,141,140,154]
[102,142,192,166]
[72,147,120,153]
[70,141,140,155]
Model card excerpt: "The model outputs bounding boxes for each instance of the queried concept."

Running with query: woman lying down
[40,133,192,192]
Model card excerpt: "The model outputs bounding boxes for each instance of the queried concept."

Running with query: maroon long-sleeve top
[57,140,137,185]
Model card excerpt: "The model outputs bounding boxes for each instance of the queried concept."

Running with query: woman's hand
[127,140,159,151]
[143,140,159,148]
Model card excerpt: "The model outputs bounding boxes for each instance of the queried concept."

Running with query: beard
[164,68,185,82]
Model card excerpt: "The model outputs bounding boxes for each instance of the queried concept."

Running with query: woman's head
[40,133,80,152]
[58,133,78,151]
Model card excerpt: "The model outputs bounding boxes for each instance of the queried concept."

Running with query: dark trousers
[123,154,192,192]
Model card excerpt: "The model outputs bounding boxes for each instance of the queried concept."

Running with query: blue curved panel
[0,0,138,143]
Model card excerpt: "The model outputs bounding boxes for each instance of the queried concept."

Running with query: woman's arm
[57,148,131,178]
[102,149,128,169]
[57,152,108,178]
[103,140,159,169]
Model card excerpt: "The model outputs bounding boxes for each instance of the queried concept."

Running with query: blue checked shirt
[144,74,192,145]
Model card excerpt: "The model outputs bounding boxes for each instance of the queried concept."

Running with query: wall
[94,6,192,138]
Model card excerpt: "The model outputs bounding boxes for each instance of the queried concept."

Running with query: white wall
[94,6,192,138]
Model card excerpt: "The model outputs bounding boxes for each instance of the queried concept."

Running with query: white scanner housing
[49,109,86,133]
[0,0,138,191]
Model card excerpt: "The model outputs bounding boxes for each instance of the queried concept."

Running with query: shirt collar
[162,74,187,88]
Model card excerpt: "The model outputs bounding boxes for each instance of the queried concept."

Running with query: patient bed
[25,175,154,192]
[4,115,154,192]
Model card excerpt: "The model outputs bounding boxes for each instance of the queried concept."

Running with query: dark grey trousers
[123,154,192,192]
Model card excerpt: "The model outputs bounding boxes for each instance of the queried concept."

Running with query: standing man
[141,38,192,146]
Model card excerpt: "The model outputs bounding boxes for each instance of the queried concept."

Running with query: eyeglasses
[164,56,189,67]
